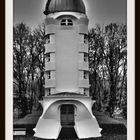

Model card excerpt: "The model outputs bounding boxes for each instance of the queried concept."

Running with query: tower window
[45,34,55,44]
[84,88,86,95]
[61,19,73,26]
[79,34,88,44]
[46,71,51,79]
[84,53,88,62]
[84,34,88,44]
[83,71,88,79]
[46,53,50,62]
[47,88,51,95]
[45,34,50,44]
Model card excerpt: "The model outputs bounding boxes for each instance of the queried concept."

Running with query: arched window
[61,19,73,26]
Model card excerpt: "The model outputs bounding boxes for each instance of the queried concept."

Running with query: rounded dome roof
[44,0,86,15]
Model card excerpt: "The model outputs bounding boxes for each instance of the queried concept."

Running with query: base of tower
[13,95,127,139]
[33,94,102,139]
[13,111,127,138]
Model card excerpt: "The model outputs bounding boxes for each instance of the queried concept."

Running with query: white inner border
[127,0,135,140]
[6,0,135,140]
[6,0,13,139]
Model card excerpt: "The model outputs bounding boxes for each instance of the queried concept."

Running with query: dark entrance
[60,104,75,126]
[59,104,78,139]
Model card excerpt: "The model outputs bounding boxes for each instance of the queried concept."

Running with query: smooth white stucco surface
[44,14,89,95]
[34,97,102,139]
[56,29,79,92]
[75,119,102,138]
[34,118,61,139]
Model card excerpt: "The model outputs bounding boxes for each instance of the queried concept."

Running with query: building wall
[44,13,89,96]
[34,98,101,139]
[55,28,78,92]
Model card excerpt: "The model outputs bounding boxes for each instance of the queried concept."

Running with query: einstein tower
[34,0,102,139]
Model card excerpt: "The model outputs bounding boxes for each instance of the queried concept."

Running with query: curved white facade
[34,9,102,139]
[44,12,89,95]
[34,96,102,139]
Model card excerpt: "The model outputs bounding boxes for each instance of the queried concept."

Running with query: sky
[14,0,127,29]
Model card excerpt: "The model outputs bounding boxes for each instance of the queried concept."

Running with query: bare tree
[88,23,127,117]
[13,23,31,117]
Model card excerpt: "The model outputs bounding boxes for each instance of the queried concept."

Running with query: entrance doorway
[60,104,75,127]
[59,104,78,139]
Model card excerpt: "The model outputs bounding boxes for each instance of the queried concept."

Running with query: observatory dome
[44,0,86,15]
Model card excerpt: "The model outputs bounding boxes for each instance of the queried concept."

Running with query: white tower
[44,0,89,95]
[34,0,102,139]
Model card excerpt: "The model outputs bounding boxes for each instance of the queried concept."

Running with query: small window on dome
[61,19,73,26]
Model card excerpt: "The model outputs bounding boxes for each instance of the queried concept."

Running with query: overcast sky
[14,0,127,29]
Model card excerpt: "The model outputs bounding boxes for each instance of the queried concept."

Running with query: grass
[14,111,127,140]
[14,134,127,140]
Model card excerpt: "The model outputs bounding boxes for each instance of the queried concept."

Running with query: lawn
[14,111,127,140]
[14,134,127,140]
